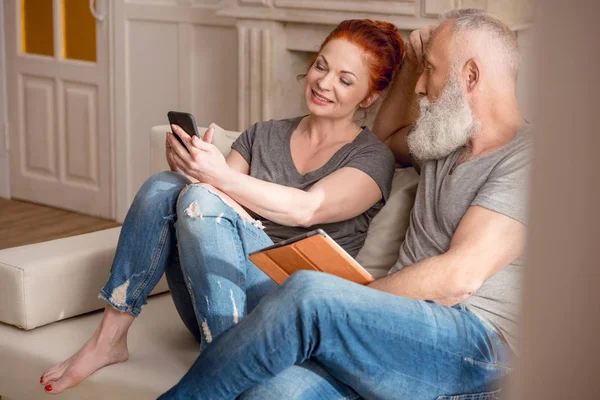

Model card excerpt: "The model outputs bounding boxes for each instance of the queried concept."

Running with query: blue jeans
[101,172,511,400]
[158,270,513,400]
[100,172,359,398]
[99,171,277,345]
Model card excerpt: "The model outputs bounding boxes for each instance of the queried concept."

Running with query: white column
[237,20,278,130]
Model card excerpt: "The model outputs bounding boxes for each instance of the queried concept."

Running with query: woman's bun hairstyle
[315,19,406,94]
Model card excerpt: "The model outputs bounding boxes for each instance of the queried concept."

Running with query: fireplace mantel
[217,0,533,30]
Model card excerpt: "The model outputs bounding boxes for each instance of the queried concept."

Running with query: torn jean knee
[173,184,276,351]
[185,200,204,219]
[177,183,265,231]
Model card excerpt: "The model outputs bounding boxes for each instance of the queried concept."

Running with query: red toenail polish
[45,385,52,392]
[40,376,44,383]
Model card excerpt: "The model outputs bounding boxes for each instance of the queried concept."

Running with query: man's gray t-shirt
[389,126,532,352]
[231,116,396,257]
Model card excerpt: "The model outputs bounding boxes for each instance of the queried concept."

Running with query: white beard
[407,73,479,161]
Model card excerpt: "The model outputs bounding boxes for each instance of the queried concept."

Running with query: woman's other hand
[165,131,182,172]
[167,125,230,186]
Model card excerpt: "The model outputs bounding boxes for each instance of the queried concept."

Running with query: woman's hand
[167,124,231,186]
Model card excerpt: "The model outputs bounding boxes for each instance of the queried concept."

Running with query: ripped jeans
[99,172,362,399]
[99,171,277,347]
[101,172,512,400]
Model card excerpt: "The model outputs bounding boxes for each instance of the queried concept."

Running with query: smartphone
[167,111,200,152]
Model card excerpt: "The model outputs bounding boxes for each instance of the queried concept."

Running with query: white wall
[0,0,10,199]
[112,0,535,222]
[113,1,239,222]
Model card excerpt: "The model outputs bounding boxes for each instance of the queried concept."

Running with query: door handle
[89,0,105,22]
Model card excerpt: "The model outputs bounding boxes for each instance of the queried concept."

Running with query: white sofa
[0,124,419,399]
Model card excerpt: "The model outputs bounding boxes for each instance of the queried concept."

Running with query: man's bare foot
[40,307,134,394]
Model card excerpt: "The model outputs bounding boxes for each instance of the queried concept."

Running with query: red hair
[314,19,406,94]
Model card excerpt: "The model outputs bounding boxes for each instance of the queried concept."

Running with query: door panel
[63,82,98,185]
[21,75,57,177]
[6,0,112,218]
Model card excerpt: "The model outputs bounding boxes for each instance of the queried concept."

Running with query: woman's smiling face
[304,39,374,120]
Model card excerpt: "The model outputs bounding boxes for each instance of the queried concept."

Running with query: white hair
[440,8,520,82]
[407,71,479,161]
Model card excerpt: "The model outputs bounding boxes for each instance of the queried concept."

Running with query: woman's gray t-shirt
[231,116,396,257]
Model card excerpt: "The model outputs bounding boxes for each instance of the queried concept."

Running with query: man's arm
[372,63,419,166]
[372,26,435,166]
[368,205,526,306]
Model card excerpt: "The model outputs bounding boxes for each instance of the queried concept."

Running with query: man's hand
[406,25,437,67]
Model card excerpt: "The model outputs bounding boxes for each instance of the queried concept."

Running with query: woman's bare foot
[40,306,134,394]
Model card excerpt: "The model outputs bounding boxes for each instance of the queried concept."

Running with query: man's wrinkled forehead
[424,20,455,63]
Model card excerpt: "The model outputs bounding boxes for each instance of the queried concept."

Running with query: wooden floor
[0,198,121,250]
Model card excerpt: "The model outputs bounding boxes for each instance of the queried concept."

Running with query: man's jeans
[99,172,512,400]
[159,271,512,400]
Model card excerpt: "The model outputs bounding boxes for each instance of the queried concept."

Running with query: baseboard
[0,152,10,199]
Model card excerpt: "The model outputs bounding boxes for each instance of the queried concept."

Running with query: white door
[4,0,112,218]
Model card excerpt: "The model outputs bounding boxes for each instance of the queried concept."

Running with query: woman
[40,19,405,396]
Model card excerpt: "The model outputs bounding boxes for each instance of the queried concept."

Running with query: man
[159,9,530,400]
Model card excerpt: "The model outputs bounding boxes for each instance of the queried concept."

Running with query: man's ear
[464,58,480,92]
[360,92,380,109]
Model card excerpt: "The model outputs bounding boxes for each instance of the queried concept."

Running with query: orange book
[249,229,374,285]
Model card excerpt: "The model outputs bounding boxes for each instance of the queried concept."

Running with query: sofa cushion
[0,294,198,400]
[0,228,169,330]
[356,167,419,278]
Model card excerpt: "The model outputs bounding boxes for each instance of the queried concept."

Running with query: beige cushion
[356,167,419,278]
[0,228,169,330]
[0,294,198,400]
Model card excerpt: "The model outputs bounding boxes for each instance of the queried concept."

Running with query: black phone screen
[167,111,200,151]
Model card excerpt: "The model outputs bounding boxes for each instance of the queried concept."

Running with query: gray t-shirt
[389,125,532,353]
[231,116,396,257]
